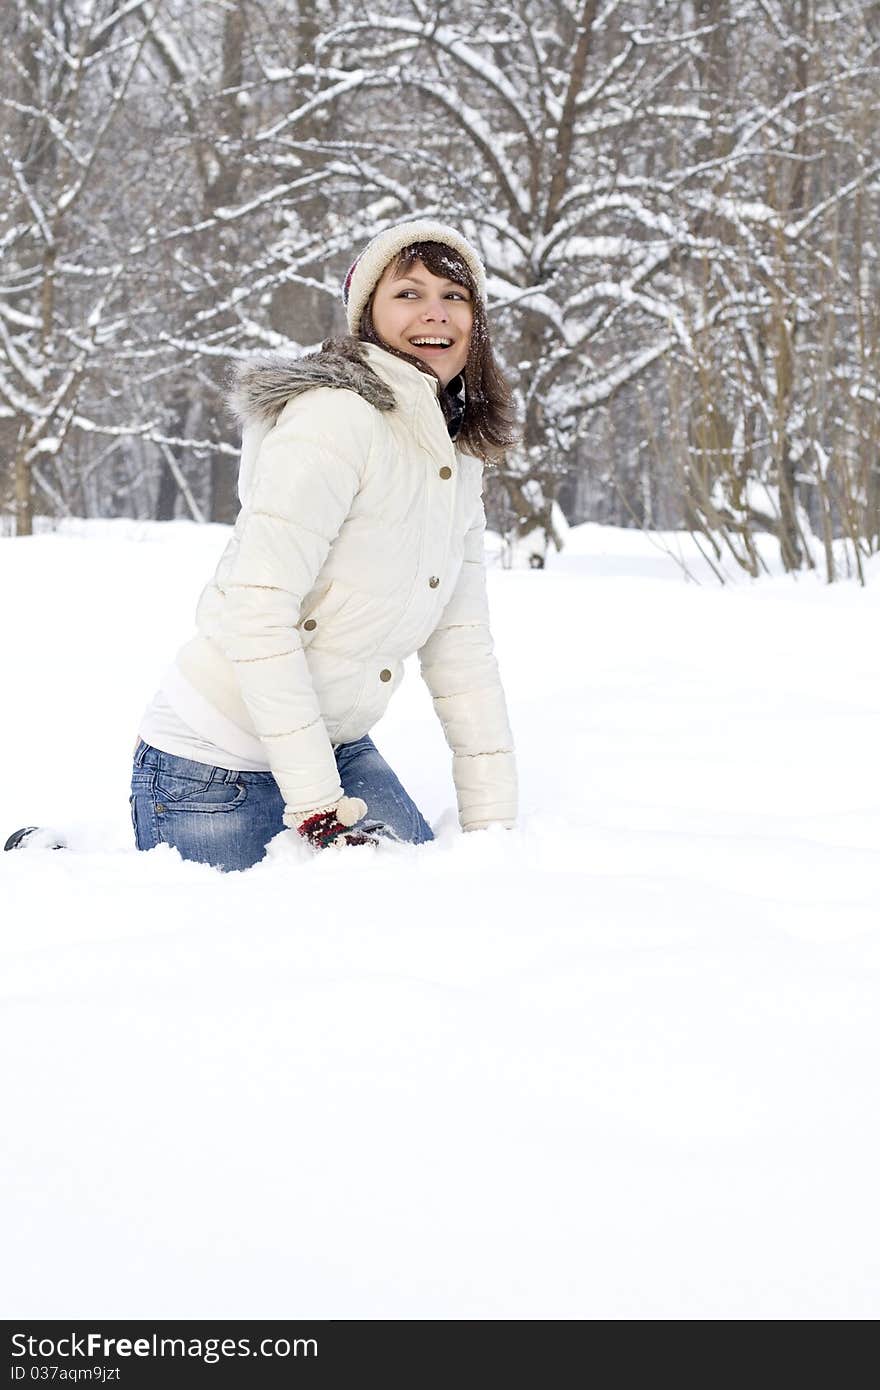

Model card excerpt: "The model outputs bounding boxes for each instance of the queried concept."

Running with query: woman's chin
[410,349,464,385]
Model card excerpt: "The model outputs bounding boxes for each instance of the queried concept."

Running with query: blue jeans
[130,736,434,872]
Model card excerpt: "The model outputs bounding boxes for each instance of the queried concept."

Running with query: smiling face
[370,257,474,386]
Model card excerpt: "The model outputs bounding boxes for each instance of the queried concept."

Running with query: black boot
[4,827,66,851]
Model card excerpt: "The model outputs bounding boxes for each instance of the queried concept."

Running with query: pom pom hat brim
[343,220,487,334]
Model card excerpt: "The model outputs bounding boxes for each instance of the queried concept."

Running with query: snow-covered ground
[2,519,879,1319]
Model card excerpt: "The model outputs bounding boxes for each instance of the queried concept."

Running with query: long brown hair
[356,240,519,463]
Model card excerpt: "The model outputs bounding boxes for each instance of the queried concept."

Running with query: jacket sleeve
[216,388,372,822]
[418,497,517,830]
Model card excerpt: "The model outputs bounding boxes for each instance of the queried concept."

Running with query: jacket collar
[229,336,456,459]
[358,341,440,402]
[357,342,455,451]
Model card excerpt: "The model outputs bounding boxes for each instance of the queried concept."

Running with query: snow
[2,519,879,1319]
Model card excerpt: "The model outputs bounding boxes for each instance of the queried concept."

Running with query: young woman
[128,220,519,870]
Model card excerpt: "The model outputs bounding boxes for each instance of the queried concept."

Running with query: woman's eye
[395,289,468,300]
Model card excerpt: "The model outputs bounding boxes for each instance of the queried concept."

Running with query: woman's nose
[421,298,449,321]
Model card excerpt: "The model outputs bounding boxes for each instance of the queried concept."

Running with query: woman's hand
[293,795,379,849]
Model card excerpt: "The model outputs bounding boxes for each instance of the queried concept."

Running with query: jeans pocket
[154,773,248,815]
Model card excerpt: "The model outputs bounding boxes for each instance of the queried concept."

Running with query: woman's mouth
[409,336,453,352]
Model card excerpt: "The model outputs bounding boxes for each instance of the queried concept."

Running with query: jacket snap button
[155,803,166,814]
[429,576,440,588]
[379,668,392,682]
[439,466,452,480]
[303,618,317,630]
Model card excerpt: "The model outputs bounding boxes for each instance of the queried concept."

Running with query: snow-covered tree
[1,0,877,578]
[0,0,164,533]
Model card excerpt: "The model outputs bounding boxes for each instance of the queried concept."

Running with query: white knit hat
[342,220,487,333]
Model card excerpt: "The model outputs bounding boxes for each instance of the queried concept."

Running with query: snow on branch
[325,13,535,142]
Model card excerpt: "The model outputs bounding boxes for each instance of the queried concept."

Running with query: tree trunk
[155,455,179,521]
[14,440,33,537]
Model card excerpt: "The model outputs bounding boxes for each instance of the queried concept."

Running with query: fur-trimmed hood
[229,336,451,509]
[228,336,397,427]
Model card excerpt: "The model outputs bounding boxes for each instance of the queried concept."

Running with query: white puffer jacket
[172,338,517,830]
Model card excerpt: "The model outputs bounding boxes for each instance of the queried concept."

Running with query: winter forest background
[1,0,878,581]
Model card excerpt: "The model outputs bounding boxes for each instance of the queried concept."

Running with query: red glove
[293,796,378,850]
